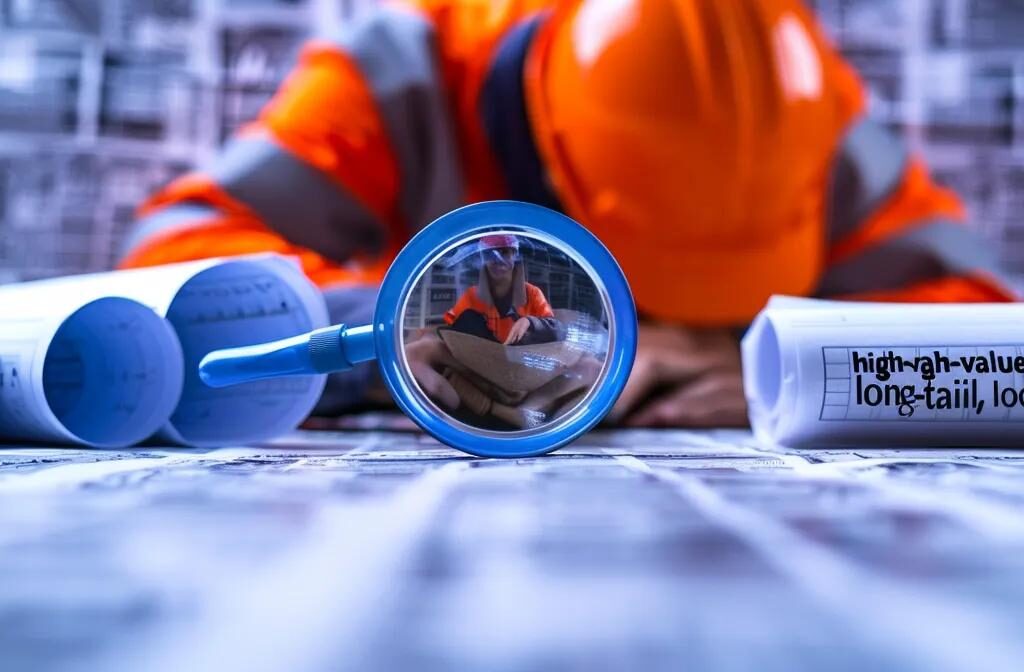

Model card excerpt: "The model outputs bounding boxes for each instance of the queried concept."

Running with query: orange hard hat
[479,233,520,250]
[525,0,855,325]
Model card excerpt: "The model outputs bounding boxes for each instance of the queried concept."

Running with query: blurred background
[0,0,1021,289]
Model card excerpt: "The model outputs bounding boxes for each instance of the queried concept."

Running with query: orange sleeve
[819,38,1015,305]
[119,41,402,288]
[444,288,476,324]
[260,43,401,224]
[826,158,1016,303]
[525,284,555,317]
[828,158,965,265]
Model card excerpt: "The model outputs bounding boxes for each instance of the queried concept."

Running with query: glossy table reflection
[2,422,1024,672]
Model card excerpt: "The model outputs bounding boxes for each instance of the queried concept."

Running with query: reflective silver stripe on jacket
[329,5,466,229]
[817,219,1005,296]
[119,202,221,260]
[827,117,909,244]
[209,132,385,263]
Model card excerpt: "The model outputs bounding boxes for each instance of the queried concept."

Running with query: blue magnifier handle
[198,323,376,388]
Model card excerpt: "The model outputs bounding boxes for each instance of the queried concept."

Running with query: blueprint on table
[2,427,1024,672]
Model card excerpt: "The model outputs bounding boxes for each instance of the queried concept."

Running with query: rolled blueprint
[32,255,329,447]
[741,296,1024,448]
[0,291,183,448]
[0,255,328,448]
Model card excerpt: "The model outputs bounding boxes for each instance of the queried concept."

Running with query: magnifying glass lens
[199,201,636,458]
[401,231,610,435]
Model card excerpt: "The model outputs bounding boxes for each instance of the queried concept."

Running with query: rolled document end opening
[42,297,183,448]
[755,317,782,412]
[741,312,785,442]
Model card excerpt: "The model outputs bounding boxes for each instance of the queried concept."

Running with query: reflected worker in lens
[407,234,603,430]
[119,0,1017,428]
[444,234,561,346]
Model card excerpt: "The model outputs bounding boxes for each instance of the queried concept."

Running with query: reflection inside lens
[401,231,610,434]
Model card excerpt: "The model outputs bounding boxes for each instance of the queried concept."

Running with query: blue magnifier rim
[374,200,637,458]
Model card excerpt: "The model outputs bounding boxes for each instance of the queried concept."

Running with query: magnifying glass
[199,201,636,458]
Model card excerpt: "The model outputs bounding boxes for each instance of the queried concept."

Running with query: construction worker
[409,232,599,429]
[444,234,562,345]
[118,0,1015,428]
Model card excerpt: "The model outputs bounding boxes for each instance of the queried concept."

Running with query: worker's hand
[503,317,532,345]
[404,331,462,410]
[609,323,748,428]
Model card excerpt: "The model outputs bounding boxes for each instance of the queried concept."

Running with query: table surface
[3,425,1024,672]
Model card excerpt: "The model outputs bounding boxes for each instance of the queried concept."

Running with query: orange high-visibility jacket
[119,0,1015,320]
[445,282,555,343]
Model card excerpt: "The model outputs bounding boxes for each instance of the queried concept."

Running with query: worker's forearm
[523,316,565,344]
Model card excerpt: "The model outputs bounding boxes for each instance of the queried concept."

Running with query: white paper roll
[741,296,1024,448]
[74,255,329,447]
[0,254,328,448]
[0,295,182,448]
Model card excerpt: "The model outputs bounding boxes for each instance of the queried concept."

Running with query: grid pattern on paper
[820,345,1024,422]
[7,430,1024,670]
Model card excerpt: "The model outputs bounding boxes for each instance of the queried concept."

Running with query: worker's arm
[118,43,399,287]
[119,6,471,415]
[443,288,476,326]
[608,323,746,428]
[818,80,1016,303]
[514,284,563,344]
[118,4,465,287]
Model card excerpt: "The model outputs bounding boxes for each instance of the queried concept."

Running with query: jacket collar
[479,13,563,211]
